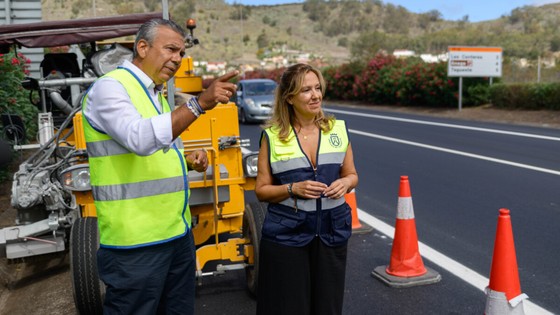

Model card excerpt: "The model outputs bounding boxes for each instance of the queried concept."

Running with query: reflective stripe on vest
[265,120,349,212]
[82,68,190,248]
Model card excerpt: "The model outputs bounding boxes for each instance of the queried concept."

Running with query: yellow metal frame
[181,103,255,272]
[72,101,256,275]
[175,56,203,94]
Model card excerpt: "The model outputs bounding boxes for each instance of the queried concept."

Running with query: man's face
[136,26,185,85]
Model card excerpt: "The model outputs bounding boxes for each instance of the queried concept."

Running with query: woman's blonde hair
[263,63,334,142]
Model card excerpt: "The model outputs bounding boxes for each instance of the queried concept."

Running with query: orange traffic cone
[344,189,373,234]
[485,208,528,315]
[345,189,362,229]
[371,175,440,288]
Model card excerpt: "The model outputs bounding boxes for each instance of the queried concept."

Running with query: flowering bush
[227,54,495,108]
[322,62,364,100]
[391,59,457,107]
[0,50,38,143]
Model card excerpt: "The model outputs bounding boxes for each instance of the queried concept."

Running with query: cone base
[352,221,374,234]
[485,288,527,315]
[371,265,441,288]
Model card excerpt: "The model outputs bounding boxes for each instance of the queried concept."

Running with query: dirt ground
[0,104,559,314]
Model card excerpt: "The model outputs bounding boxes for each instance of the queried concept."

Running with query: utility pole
[537,56,541,83]
[162,0,175,107]
[240,5,243,65]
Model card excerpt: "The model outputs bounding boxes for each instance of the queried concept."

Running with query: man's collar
[122,60,160,91]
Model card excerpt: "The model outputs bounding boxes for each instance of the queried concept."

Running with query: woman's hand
[324,178,350,199]
[293,180,327,199]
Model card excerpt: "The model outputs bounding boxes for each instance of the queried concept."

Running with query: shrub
[359,56,457,107]
[357,54,400,103]
[465,84,491,106]
[0,50,38,143]
[490,82,560,110]
[323,61,364,100]
[0,50,38,183]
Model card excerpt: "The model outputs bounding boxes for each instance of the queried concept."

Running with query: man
[82,18,238,314]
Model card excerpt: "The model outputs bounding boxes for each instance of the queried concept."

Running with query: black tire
[239,108,248,124]
[0,139,12,168]
[243,201,267,296]
[70,217,104,315]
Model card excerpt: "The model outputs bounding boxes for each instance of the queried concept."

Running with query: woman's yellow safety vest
[82,68,190,248]
[262,120,352,247]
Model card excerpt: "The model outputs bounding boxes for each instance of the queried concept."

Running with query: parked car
[234,78,277,124]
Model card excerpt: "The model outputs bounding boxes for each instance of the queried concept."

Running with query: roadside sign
[447,46,502,77]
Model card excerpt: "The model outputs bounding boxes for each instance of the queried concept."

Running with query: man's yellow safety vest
[82,68,190,248]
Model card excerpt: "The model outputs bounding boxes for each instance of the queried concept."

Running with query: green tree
[143,0,159,12]
[257,30,269,49]
[303,0,329,22]
[263,15,271,25]
[0,50,38,143]
[172,0,197,23]
[243,34,251,46]
[383,4,410,34]
[550,35,560,51]
[229,4,251,20]
[350,31,388,61]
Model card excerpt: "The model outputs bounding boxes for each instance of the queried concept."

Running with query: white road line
[327,108,560,141]
[350,129,560,176]
[358,209,554,315]
[335,107,557,312]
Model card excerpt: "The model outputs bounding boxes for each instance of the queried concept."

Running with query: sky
[225,0,560,22]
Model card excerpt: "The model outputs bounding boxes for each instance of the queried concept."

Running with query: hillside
[41,0,560,66]
[41,0,353,64]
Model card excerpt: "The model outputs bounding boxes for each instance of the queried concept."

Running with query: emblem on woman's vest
[329,133,342,148]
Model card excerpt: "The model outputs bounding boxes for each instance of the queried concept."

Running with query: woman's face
[290,71,322,119]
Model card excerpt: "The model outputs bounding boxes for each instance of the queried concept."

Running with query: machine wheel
[70,217,104,315]
[239,108,248,124]
[0,139,12,168]
[243,201,267,296]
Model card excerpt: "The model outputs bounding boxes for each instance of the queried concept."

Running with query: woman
[255,63,358,315]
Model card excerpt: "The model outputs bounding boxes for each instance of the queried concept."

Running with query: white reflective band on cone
[396,197,415,219]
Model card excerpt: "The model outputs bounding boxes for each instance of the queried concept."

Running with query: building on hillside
[206,61,227,75]
[420,53,448,63]
[263,55,288,69]
[393,49,415,58]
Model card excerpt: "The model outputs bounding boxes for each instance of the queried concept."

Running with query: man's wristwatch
[287,183,295,197]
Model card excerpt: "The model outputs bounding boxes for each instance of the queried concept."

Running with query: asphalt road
[1,103,559,314]
[236,103,560,314]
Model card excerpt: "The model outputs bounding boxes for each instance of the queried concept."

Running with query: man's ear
[136,39,149,58]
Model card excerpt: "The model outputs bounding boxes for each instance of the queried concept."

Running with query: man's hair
[133,19,187,58]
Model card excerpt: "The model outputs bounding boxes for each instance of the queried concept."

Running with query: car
[234,78,277,124]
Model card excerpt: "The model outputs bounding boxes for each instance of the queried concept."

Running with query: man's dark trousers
[98,230,196,315]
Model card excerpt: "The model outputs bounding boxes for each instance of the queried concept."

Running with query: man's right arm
[170,70,240,139]
[84,78,173,156]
